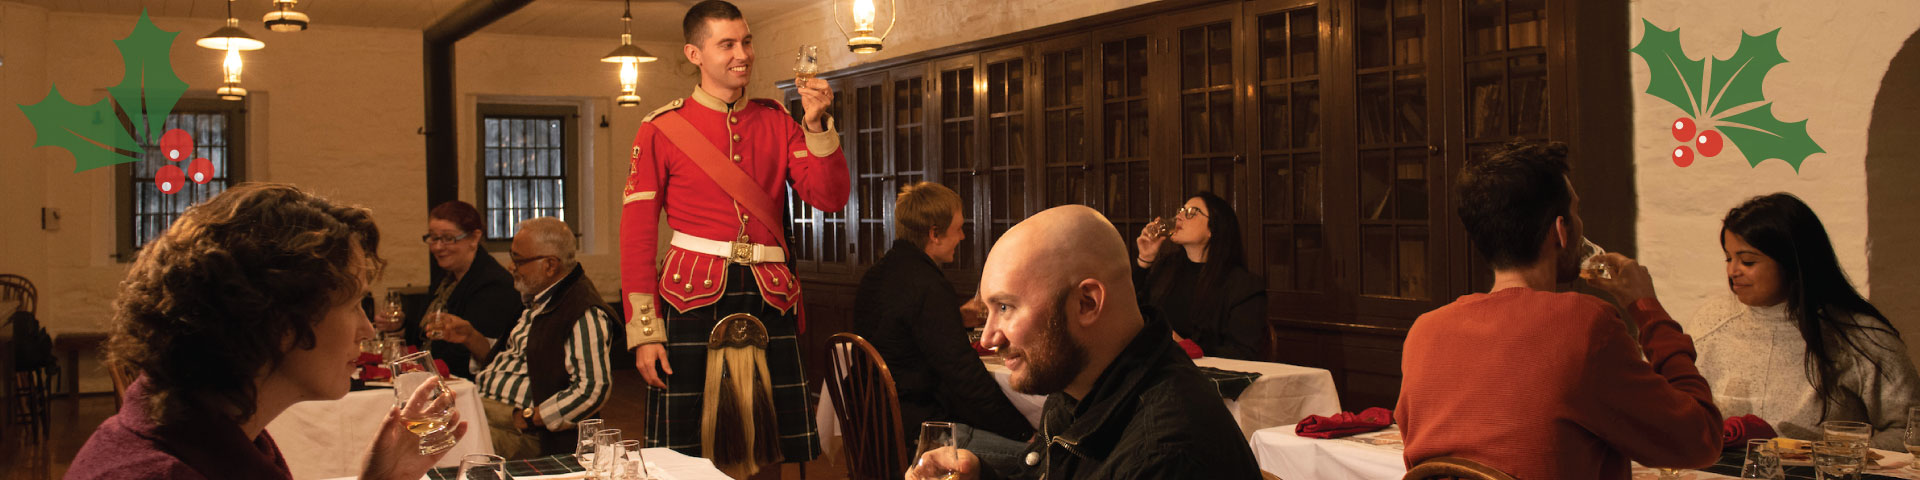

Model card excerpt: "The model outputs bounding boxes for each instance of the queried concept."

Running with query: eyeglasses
[1175,206,1209,220]
[421,232,471,245]
[509,253,557,267]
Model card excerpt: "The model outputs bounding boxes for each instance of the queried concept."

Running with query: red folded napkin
[1296,407,1394,439]
[361,365,391,381]
[434,359,451,377]
[1723,414,1777,448]
[356,352,382,366]
[1176,339,1204,359]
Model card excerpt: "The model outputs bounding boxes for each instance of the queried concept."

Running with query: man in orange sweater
[1395,142,1722,479]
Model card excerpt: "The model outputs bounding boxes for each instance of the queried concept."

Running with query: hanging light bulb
[197,0,265,51]
[601,0,658,64]
[218,46,247,101]
[263,0,311,33]
[617,60,641,107]
[833,0,895,54]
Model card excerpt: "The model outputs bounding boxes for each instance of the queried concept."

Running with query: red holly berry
[1696,130,1724,157]
[187,157,216,184]
[155,165,186,194]
[1671,117,1695,143]
[1672,146,1694,167]
[159,128,194,162]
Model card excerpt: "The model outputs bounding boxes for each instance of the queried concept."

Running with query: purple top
[66,378,293,480]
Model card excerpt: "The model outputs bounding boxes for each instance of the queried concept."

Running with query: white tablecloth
[1248,425,1920,480]
[816,356,1342,455]
[271,379,494,480]
[318,448,730,480]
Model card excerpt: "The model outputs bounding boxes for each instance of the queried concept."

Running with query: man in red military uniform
[620,0,846,476]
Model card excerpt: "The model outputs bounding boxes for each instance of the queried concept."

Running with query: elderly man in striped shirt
[425,217,615,459]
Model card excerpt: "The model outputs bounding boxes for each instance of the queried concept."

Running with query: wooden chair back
[0,274,34,316]
[109,361,138,410]
[823,333,908,480]
[1404,457,1517,480]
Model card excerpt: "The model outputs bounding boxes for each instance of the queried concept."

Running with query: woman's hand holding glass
[361,375,469,480]
[1135,217,1170,267]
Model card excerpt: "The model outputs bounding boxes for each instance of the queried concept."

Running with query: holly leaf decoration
[1704,28,1786,117]
[17,86,144,172]
[107,11,188,143]
[1719,103,1824,171]
[1631,19,1706,117]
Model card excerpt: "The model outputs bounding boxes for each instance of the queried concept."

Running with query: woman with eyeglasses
[1133,192,1270,360]
[380,200,523,380]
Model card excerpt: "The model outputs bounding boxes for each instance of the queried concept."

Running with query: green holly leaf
[1632,19,1706,117]
[17,85,144,172]
[106,11,187,143]
[1718,103,1823,171]
[1704,28,1786,117]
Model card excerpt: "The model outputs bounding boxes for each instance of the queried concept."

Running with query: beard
[1555,239,1583,284]
[1003,287,1089,395]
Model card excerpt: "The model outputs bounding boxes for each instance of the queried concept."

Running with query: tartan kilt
[645,264,821,464]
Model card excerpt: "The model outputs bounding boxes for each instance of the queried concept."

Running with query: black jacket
[415,245,525,379]
[853,240,1034,442]
[1133,257,1268,360]
[1000,316,1260,480]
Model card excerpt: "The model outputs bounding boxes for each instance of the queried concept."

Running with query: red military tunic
[620,87,849,347]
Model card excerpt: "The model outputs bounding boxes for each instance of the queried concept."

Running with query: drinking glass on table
[1578,237,1613,280]
[390,350,458,455]
[458,454,508,480]
[1906,406,1920,471]
[575,418,604,465]
[594,428,623,475]
[1814,440,1866,480]
[612,439,649,480]
[910,421,973,480]
[794,45,820,86]
[1741,439,1783,479]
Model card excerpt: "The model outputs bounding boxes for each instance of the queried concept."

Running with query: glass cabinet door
[850,72,892,267]
[1037,35,1094,210]
[1251,1,1329,296]
[1459,0,1549,292]
[983,47,1031,251]
[1353,0,1441,313]
[934,55,981,270]
[1096,31,1154,255]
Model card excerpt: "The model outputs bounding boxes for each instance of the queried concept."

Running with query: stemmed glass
[612,439,649,480]
[594,428,623,476]
[910,421,972,480]
[1741,439,1783,479]
[1905,406,1920,471]
[794,45,820,86]
[575,418,604,466]
[390,350,457,455]
[458,454,507,480]
[1579,237,1613,280]
[380,291,407,344]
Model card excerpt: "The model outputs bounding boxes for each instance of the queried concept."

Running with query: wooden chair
[0,274,36,316]
[2,274,53,443]
[1261,471,1284,480]
[822,333,908,480]
[1403,457,1516,480]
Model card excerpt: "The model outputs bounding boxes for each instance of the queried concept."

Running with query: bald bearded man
[907,206,1258,480]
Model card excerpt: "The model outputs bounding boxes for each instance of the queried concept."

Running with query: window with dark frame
[117,98,245,260]
[478,104,578,242]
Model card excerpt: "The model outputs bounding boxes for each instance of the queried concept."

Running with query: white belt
[669,231,786,264]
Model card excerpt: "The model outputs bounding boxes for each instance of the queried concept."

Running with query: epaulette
[749,98,788,114]
[642,98,686,123]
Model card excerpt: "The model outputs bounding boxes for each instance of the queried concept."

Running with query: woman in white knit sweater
[1681,193,1920,450]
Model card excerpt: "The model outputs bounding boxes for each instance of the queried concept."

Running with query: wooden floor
[2,368,848,479]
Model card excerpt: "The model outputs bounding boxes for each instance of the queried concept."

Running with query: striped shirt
[474,282,613,431]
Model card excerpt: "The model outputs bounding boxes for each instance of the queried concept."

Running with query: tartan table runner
[1701,446,1906,480]
[426,454,585,479]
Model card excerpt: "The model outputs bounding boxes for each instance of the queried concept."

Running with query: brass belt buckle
[708,313,769,349]
[729,241,755,264]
